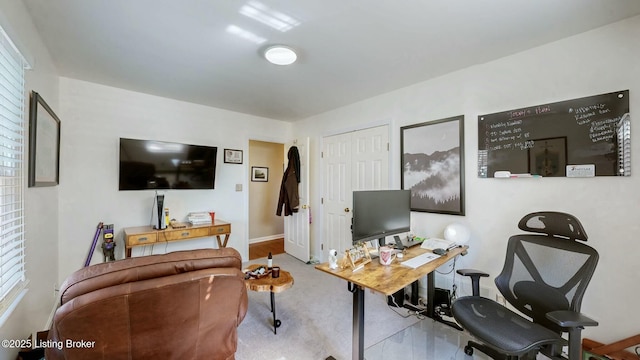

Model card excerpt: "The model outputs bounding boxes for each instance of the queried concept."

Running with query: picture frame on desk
[28,91,61,187]
[224,149,243,164]
[345,243,371,271]
[401,115,465,215]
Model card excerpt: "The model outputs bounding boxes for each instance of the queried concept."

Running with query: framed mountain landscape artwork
[401,116,465,215]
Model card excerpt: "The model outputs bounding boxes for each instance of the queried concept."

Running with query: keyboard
[400,252,441,269]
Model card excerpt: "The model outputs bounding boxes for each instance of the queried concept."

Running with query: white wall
[56,78,292,283]
[294,15,640,343]
[0,1,60,358]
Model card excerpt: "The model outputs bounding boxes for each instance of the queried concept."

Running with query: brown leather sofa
[46,248,248,360]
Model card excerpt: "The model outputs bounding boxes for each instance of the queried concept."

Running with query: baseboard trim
[249,234,284,245]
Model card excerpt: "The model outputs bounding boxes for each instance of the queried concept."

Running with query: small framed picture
[251,166,269,182]
[224,149,243,164]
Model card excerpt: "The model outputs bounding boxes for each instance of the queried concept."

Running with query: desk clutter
[340,236,462,271]
[344,242,371,270]
[188,211,214,225]
[243,265,271,279]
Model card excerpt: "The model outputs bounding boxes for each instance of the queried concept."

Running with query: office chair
[451,211,599,360]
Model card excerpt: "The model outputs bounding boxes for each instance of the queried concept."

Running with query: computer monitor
[351,189,411,247]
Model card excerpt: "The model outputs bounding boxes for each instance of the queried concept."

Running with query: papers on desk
[420,238,456,251]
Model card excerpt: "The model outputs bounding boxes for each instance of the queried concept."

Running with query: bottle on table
[267,252,273,270]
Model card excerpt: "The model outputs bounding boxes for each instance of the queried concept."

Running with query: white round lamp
[443,223,471,245]
[264,46,297,65]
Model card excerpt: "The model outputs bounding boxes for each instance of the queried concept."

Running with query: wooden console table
[123,219,231,258]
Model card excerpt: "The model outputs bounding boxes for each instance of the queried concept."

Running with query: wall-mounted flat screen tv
[119,138,218,190]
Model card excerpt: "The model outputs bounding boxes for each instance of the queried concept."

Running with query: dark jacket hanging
[276,146,300,216]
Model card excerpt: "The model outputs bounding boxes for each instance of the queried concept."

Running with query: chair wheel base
[464,345,474,356]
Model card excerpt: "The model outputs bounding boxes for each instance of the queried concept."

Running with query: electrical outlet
[496,294,506,305]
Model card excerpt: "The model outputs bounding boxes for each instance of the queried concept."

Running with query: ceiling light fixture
[264,46,297,65]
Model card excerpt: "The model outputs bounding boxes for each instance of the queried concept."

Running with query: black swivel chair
[451,211,599,360]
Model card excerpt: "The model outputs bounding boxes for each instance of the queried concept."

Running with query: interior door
[323,132,352,259]
[283,137,310,262]
[323,125,389,257]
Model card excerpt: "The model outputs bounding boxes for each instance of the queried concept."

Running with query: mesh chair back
[495,212,598,333]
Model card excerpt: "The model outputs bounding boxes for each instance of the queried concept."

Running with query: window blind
[0,26,26,314]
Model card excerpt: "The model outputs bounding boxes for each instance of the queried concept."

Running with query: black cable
[386,289,425,319]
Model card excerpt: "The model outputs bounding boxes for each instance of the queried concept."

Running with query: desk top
[315,245,468,296]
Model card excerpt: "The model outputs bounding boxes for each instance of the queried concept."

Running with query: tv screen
[119,138,217,190]
[352,190,411,245]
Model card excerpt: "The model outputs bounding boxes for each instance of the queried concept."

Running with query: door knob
[344,208,350,213]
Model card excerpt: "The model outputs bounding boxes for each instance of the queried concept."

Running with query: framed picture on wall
[400,115,465,215]
[251,166,269,182]
[224,149,243,164]
[28,91,61,187]
[527,137,567,177]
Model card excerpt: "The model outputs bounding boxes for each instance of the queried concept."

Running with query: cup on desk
[379,246,396,266]
[272,266,280,278]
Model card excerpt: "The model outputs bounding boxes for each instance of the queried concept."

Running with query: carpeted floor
[236,253,421,360]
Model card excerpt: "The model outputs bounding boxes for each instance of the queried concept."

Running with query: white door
[323,125,389,256]
[323,132,352,258]
[284,137,310,262]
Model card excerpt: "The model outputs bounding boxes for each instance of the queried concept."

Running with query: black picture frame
[224,148,243,164]
[400,115,465,215]
[527,136,567,177]
[28,91,61,187]
[251,166,269,182]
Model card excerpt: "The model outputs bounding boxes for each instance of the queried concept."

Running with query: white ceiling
[23,0,640,122]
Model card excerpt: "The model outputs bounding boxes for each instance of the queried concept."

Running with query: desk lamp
[444,222,470,246]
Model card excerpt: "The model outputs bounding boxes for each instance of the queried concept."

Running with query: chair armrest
[456,269,489,278]
[546,310,599,328]
[456,269,489,296]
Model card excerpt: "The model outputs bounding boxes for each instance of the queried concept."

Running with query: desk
[123,219,231,258]
[315,245,468,360]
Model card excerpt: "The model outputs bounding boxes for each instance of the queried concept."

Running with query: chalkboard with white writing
[478,90,630,178]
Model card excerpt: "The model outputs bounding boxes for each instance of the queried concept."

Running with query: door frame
[245,136,287,260]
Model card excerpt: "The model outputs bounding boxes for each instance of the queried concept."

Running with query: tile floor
[364,318,553,360]
[364,317,491,360]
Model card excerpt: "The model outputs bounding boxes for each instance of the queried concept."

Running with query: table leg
[215,234,230,248]
[270,291,281,334]
[349,282,365,360]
